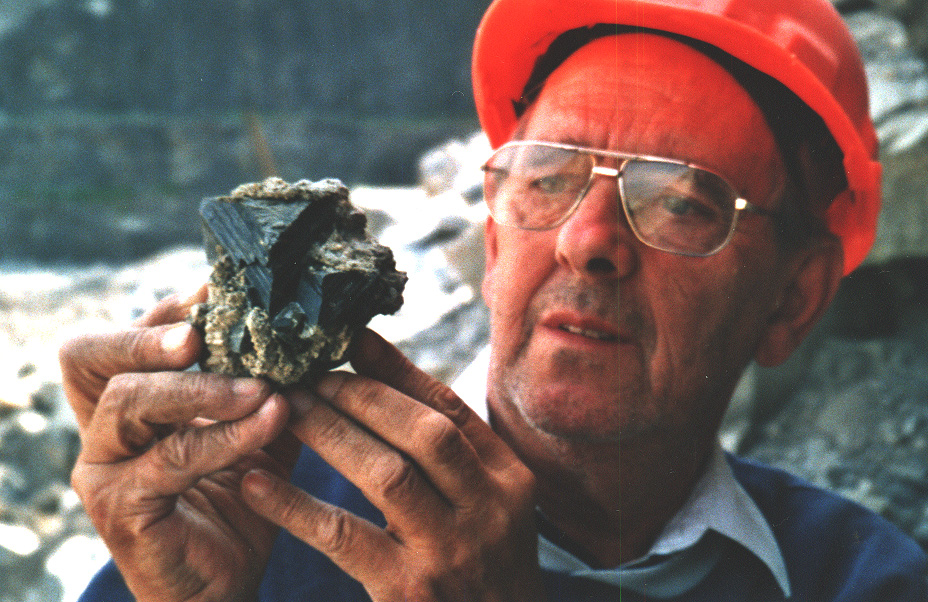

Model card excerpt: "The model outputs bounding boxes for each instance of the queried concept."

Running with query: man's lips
[540,311,624,344]
[558,323,617,341]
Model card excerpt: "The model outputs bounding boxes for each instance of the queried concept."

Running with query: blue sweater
[79,448,927,601]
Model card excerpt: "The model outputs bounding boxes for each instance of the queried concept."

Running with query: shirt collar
[452,350,790,598]
[536,444,791,598]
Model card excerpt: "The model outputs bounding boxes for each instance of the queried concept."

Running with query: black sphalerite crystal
[191,177,407,385]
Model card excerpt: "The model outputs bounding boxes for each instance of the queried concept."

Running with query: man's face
[483,34,793,446]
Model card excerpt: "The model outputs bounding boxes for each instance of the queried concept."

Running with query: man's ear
[482,216,499,306]
[754,236,844,367]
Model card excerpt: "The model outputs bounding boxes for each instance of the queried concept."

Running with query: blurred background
[0,0,490,266]
[2,1,928,601]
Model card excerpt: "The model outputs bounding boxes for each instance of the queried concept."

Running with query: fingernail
[258,394,287,420]
[315,373,343,399]
[161,324,192,353]
[285,389,316,416]
[244,469,273,498]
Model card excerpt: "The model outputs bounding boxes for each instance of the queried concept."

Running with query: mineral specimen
[190,177,407,385]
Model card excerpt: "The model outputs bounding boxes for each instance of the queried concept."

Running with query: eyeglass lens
[483,143,741,256]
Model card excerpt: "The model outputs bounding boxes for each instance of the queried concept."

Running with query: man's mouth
[557,323,619,342]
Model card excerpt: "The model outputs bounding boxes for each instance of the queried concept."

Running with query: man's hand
[241,330,545,602]
[60,288,297,602]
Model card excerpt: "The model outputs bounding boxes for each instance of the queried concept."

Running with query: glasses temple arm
[737,198,781,218]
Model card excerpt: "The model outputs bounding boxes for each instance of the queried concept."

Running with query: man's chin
[514,395,629,444]
[492,343,648,442]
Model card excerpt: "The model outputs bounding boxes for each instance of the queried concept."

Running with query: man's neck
[488,400,714,568]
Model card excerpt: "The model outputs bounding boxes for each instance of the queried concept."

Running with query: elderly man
[62,0,926,600]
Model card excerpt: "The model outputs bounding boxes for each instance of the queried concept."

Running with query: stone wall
[0,0,488,265]
[0,0,488,116]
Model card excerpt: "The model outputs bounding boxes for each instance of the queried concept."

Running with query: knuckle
[509,464,539,509]
[69,460,93,501]
[58,333,105,375]
[271,483,304,526]
[483,507,515,546]
[57,335,85,375]
[353,378,385,416]
[187,370,230,408]
[79,488,111,529]
[512,461,537,492]
[70,461,116,529]
[373,452,419,502]
[209,418,257,456]
[427,382,468,421]
[315,506,354,556]
[417,412,466,466]
[326,372,380,415]
[502,456,535,488]
[312,410,353,447]
[58,334,108,405]
[150,430,197,473]
[102,375,156,453]
[124,327,157,367]
[179,371,246,420]
[104,372,138,402]
[213,419,242,448]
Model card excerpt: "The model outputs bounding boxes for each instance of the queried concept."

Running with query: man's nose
[554,177,636,280]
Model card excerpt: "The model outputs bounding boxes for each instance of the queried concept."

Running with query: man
[61,0,926,600]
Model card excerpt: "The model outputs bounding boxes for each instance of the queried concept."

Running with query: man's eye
[661,195,716,219]
[530,174,575,195]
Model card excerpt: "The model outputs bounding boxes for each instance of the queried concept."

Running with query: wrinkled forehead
[533,34,762,124]
[517,28,780,124]
[515,34,790,207]
[519,29,818,182]
[528,37,779,171]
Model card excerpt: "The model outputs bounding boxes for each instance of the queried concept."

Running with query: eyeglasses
[481,141,778,257]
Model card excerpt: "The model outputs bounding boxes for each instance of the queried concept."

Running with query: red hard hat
[472,0,880,274]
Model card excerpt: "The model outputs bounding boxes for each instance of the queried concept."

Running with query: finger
[134,283,208,327]
[306,375,490,508]
[60,323,203,430]
[346,330,513,469]
[241,468,398,587]
[84,371,274,462]
[349,328,460,416]
[133,394,289,497]
[286,389,450,530]
[71,394,290,536]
